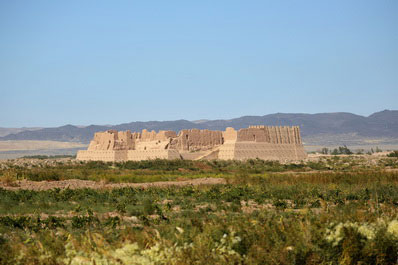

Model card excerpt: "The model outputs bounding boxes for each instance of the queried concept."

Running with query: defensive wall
[76,126,307,162]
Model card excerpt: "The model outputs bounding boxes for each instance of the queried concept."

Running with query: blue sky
[0,1,397,127]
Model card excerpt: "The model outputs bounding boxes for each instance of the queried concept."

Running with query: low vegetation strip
[0,177,226,191]
[1,155,397,184]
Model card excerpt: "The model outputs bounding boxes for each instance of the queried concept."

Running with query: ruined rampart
[77,126,307,162]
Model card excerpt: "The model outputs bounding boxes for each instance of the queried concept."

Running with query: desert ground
[0,140,87,160]
[0,140,86,151]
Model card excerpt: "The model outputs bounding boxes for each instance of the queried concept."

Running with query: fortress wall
[140,129,157,141]
[116,131,134,150]
[132,132,141,140]
[247,126,303,144]
[156,130,177,140]
[173,129,224,151]
[77,126,307,162]
[280,127,288,144]
[218,142,307,161]
[269,127,278,144]
[87,130,135,151]
[180,151,212,160]
[217,142,237,160]
[237,127,269,142]
[200,149,220,160]
[286,127,293,144]
[138,130,177,141]
[223,127,237,141]
[135,140,170,150]
[127,149,181,161]
[113,131,133,150]
[88,130,118,150]
[295,126,302,144]
[76,150,127,162]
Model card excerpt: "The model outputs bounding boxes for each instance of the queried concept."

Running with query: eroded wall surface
[170,129,224,151]
[76,126,307,162]
[127,150,181,161]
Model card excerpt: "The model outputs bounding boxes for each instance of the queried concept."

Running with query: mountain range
[1,110,397,144]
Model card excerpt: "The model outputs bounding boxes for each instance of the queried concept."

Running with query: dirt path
[0,178,227,191]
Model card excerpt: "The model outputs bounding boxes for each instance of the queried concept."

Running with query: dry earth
[0,140,87,152]
[0,177,226,191]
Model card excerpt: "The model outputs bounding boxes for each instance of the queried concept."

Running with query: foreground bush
[2,212,398,265]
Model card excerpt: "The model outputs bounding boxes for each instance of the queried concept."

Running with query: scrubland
[0,155,398,264]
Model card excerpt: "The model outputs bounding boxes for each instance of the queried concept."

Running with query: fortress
[77,126,307,162]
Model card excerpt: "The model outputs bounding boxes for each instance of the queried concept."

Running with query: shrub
[387,151,398,158]
[332,145,353,155]
[0,170,17,186]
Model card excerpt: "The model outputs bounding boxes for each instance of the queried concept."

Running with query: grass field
[1,156,398,264]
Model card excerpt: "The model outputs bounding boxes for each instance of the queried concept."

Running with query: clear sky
[0,1,397,127]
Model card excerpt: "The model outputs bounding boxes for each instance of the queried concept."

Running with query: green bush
[387,151,398,158]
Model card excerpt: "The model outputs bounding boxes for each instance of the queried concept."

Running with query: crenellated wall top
[86,125,303,151]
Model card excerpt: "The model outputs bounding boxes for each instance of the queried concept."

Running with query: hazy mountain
[0,127,44,137]
[1,110,397,144]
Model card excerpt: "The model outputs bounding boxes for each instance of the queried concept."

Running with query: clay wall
[138,129,176,141]
[76,150,127,162]
[135,140,170,151]
[77,126,306,162]
[171,129,224,151]
[117,130,134,150]
[156,130,177,140]
[87,130,135,151]
[218,142,307,161]
[223,127,238,141]
[140,129,157,141]
[127,150,181,161]
[237,127,269,142]
[245,126,303,144]
[88,130,118,150]
[217,142,236,160]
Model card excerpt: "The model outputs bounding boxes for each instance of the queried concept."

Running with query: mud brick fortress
[76,126,307,162]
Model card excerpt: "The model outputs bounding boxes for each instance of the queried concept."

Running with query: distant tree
[331,148,339,155]
[375,146,383,153]
[321,148,329,155]
[356,149,364,155]
[331,145,353,155]
[338,145,353,155]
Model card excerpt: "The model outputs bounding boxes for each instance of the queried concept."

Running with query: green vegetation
[1,156,398,264]
[387,151,398,158]
[331,145,353,155]
[1,156,398,184]
[320,146,386,156]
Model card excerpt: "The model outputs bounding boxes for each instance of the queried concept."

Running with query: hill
[1,110,397,144]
